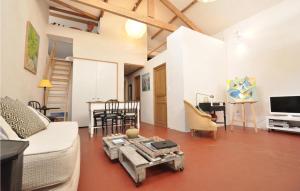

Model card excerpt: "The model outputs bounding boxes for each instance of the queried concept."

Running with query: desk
[87,101,140,137]
[198,102,226,130]
[40,106,60,115]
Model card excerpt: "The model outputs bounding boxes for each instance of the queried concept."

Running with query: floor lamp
[39,79,53,109]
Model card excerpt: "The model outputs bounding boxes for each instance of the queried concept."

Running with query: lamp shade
[39,79,53,88]
[125,19,146,39]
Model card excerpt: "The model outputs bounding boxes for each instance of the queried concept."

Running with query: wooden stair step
[51,73,69,77]
[53,67,71,71]
[51,78,70,82]
[47,102,66,105]
[47,101,66,104]
[51,83,68,86]
[53,65,71,71]
[55,62,71,66]
[50,88,68,91]
[48,95,66,97]
[48,91,67,94]
[49,91,68,94]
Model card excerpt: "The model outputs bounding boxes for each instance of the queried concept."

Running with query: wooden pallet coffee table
[102,134,184,185]
[103,134,145,160]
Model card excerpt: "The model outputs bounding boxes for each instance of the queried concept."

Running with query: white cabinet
[72,59,118,126]
[266,115,300,134]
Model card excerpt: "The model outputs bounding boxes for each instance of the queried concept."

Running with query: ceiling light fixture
[125,19,146,39]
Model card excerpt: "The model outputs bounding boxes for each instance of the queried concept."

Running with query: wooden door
[154,64,167,127]
[134,75,140,101]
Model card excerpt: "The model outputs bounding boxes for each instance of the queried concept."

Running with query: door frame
[153,63,167,127]
[134,75,141,101]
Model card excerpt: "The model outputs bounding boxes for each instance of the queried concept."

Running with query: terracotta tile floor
[78,124,300,191]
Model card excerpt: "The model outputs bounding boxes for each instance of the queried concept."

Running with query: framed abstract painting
[142,73,150,91]
[24,21,40,74]
[226,76,257,102]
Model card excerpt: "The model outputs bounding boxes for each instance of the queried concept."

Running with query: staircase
[45,48,72,121]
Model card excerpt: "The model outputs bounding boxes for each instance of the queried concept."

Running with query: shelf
[266,115,300,134]
[268,127,300,133]
[266,115,300,121]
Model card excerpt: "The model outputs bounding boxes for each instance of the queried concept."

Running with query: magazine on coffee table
[112,138,125,145]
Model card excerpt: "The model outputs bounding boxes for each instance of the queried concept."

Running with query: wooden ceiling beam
[147,41,166,56]
[99,0,108,18]
[147,0,155,18]
[159,0,201,32]
[50,12,98,26]
[71,0,177,32]
[151,0,197,39]
[50,6,98,21]
[50,0,98,20]
[132,0,143,11]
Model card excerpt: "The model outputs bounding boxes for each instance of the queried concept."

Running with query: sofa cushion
[24,121,78,155]
[0,97,46,138]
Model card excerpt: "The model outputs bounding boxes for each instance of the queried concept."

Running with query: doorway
[134,75,141,101]
[124,63,143,101]
[154,64,167,127]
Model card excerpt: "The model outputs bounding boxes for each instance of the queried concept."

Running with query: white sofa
[22,121,80,191]
[1,116,80,190]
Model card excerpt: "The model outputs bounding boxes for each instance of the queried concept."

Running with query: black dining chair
[122,100,138,133]
[93,110,105,134]
[102,99,120,136]
[28,101,56,122]
[28,101,42,112]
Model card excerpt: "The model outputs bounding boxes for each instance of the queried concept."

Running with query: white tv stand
[266,115,300,133]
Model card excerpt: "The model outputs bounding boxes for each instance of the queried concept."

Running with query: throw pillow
[0,115,20,140]
[27,106,50,127]
[0,97,46,138]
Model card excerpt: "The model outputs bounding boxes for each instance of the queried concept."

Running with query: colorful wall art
[24,21,40,74]
[226,76,257,102]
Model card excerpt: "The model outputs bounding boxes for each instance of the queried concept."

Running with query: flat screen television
[270,96,300,115]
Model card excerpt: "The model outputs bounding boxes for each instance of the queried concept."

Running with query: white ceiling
[47,0,284,53]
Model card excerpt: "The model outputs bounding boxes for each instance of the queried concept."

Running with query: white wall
[1,0,49,103]
[127,51,167,124]
[167,27,226,132]
[127,27,226,132]
[166,29,186,132]
[72,59,118,126]
[218,0,300,128]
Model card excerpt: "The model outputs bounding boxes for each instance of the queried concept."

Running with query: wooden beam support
[151,0,197,39]
[147,41,166,56]
[132,0,143,11]
[50,12,98,26]
[99,0,108,18]
[50,6,98,21]
[159,0,201,32]
[50,0,98,20]
[71,0,177,32]
[147,0,155,18]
